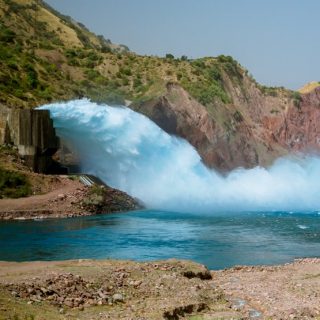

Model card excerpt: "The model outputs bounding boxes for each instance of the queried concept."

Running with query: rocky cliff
[134,81,320,170]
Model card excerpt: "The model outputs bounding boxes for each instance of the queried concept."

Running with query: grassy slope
[0,0,300,112]
[298,81,320,94]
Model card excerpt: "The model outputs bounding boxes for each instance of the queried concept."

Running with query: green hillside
[0,0,294,110]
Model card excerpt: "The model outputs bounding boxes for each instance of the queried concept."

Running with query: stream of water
[1,210,319,269]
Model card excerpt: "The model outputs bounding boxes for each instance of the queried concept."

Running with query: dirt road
[0,176,89,219]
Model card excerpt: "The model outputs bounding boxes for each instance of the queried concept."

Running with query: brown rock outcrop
[133,81,320,171]
[269,87,320,152]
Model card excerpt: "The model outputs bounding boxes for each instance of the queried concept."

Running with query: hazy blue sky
[45,0,320,90]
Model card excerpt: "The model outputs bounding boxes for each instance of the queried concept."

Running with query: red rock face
[133,83,320,171]
[279,88,320,153]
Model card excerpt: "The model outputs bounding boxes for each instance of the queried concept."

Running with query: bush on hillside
[217,55,242,79]
[165,53,174,59]
[0,167,31,199]
[0,26,15,43]
[292,91,302,109]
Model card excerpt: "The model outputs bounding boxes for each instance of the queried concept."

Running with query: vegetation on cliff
[0,0,295,110]
[0,166,31,198]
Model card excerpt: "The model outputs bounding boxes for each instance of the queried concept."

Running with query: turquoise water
[0,210,319,269]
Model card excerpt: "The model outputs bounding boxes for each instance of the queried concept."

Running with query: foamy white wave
[39,99,320,213]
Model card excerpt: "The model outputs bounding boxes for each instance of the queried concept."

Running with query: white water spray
[40,99,320,213]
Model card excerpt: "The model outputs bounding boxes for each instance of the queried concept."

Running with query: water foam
[39,99,320,213]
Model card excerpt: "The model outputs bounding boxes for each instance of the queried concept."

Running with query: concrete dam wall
[0,105,60,173]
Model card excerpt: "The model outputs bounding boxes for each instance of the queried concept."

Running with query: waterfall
[39,99,320,213]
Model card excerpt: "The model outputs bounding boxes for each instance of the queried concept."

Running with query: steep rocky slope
[134,81,320,170]
[1,0,320,170]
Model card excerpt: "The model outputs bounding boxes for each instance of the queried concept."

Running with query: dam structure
[0,106,60,173]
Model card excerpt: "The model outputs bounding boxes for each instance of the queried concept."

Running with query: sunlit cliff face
[40,99,320,213]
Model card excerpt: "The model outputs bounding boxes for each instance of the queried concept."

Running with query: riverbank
[0,258,319,319]
[0,175,140,220]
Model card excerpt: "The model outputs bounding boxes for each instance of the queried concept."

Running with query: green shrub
[292,91,302,108]
[100,45,111,53]
[181,60,230,105]
[119,67,132,76]
[67,57,80,66]
[7,59,19,70]
[0,167,31,198]
[208,65,222,82]
[36,86,52,100]
[183,81,230,105]
[0,26,16,43]
[42,62,58,73]
[122,77,129,86]
[192,60,205,69]
[4,0,25,14]
[24,64,38,89]
[65,49,77,58]
[133,78,142,88]
[85,69,100,80]
[217,55,242,79]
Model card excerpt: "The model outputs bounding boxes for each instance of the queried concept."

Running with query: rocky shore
[0,258,319,319]
[214,258,320,319]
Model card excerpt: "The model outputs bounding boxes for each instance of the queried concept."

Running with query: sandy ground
[0,176,89,219]
[0,258,319,319]
[213,258,320,319]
